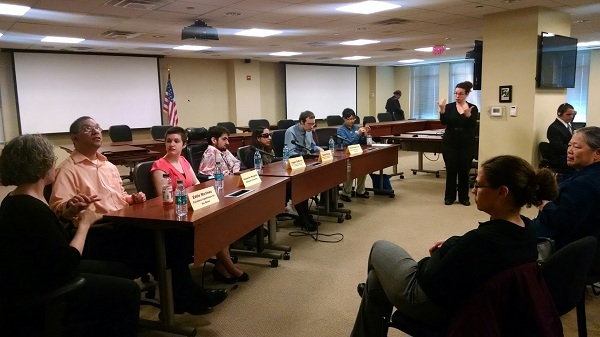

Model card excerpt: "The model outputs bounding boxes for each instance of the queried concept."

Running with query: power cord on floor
[287,198,344,243]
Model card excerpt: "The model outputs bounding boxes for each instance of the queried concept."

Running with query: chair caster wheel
[400,175,404,179]
[389,194,395,198]
[338,202,344,208]
[270,259,279,268]
[338,217,345,223]
[345,214,352,220]
[283,252,290,260]
[413,172,417,175]
[231,256,238,264]
[436,174,440,178]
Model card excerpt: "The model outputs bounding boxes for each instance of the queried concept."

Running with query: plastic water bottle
[366,131,373,147]
[214,161,224,190]
[254,149,262,171]
[162,174,173,205]
[174,180,187,216]
[329,136,335,150]
[282,144,289,167]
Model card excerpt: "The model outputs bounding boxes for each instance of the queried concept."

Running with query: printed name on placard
[287,156,306,170]
[189,186,219,211]
[238,170,261,187]
[346,144,363,156]
[319,150,333,163]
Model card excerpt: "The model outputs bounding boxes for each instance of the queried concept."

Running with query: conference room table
[110,138,166,157]
[59,144,160,166]
[365,119,444,137]
[103,175,288,337]
[380,133,444,177]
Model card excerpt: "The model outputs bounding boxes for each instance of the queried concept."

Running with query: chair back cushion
[271,129,286,157]
[133,161,157,199]
[363,115,376,126]
[377,113,393,122]
[326,115,343,126]
[217,122,237,134]
[237,145,253,170]
[108,125,132,142]
[313,127,338,147]
[150,125,171,141]
[186,127,208,142]
[248,119,270,132]
[184,143,209,174]
[277,119,295,130]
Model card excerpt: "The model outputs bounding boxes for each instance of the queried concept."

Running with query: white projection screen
[285,63,357,120]
[13,52,162,134]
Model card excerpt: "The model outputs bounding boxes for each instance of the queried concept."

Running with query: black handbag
[537,237,556,264]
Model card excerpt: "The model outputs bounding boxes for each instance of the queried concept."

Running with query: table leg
[409,151,441,177]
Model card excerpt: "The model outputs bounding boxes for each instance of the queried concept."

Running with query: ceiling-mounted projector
[181,20,219,40]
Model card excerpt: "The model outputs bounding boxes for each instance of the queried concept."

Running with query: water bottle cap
[177,179,183,183]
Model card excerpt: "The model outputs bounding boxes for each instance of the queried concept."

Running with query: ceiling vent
[373,18,410,26]
[307,42,330,47]
[101,30,145,39]
[383,47,405,52]
[105,0,170,10]
[316,56,332,60]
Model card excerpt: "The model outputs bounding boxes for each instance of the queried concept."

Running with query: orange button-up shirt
[50,150,130,218]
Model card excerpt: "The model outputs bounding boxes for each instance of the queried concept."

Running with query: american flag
[163,72,178,126]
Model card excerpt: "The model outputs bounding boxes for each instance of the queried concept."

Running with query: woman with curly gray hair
[0,134,140,337]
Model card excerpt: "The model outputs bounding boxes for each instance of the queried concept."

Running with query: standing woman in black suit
[438,81,479,206]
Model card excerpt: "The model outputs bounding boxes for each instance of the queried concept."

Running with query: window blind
[410,65,439,119]
[567,50,590,123]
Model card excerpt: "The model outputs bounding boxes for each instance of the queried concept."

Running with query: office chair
[277,119,295,130]
[313,127,338,149]
[363,115,376,126]
[185,127,208,143]
[385,262,564,337]
[538,141,553,168]
[393,110,405,121]
[133,161,158,199]
[237,145,253,171]
[542,236,598,337]
[9,276,86,337]
[354,115,360,125]
[184,142,211,182]
[587,242,600,295]
[377,113,393,122]
[271,129,286,157]
[217,122,237,134]
[248,119,270,132]
[150,125,171,141]
[108,124,133,142]
[326,115,344,126]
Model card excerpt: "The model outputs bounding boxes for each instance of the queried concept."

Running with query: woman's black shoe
[357,283,365,298]
[237,272,250,282]
[444,199,454,205]
[212,268,238,284]
[460,200,471,206]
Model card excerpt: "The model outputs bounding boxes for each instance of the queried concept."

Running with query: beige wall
[588,50,600,127]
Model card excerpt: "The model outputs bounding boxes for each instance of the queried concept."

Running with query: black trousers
[442,141,474,202]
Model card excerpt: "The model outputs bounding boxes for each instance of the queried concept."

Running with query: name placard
[238,169,262,187]
[346,144,363,156]
[189,186,219,211]
[287,156,306,170]
[319,150,333,163]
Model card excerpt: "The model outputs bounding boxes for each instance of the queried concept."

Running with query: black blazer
[546,119,572,170]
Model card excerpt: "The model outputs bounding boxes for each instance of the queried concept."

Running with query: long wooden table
[110,139,165,157]
[380,134,443,177]
[104,175,288,336]
[365,119,444,137]
[59,144,160,166]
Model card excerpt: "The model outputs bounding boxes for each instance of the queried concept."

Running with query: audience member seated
[532,126,600,250]
[350,155,557,337]
[0,134,140,337]
[152,126,248,284]
[284,110,323,156]
[49,116,228,315]
[198,125,241,176]
[546,103,577,177]
[243,127,320,232]
[337,108,370,202]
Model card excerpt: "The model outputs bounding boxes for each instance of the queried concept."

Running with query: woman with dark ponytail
[351,155,558,337]
[437,81,479,206]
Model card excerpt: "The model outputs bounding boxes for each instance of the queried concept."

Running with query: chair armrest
[196,173,214,183]
[17,277,86,308]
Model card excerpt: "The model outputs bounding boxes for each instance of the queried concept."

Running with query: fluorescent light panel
[235,28,282,37]
[41,36,84,43]
[342,56,371,60]
[270,51,302,57]
[340,39,380,46]
[398,59,424,64]
[173,45,211,51]
[415,47,450,52]
[578,41,600,47]
[336,1,400,15]
[0,3,30,16]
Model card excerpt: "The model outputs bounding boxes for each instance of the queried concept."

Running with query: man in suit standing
[546,103,576,175]
[385,90,405,121]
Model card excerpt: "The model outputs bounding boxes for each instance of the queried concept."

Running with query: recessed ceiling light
[578,41,600,47]
[340,39,380,46]
[235,28,282,37]
[398,59,424,64]
[0,3,30,16]
[542,32,555,37]
[415,46,450,52]
[152,35,164,38]
[342,56,371,60]
[270,51,302,57]
[356,27,368,31]
[336,1,400,15]
[41,36,84,44]
[173,45,211,51]
[574,19,590,24]
[0,33,3,38]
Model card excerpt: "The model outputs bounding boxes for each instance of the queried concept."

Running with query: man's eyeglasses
[261,133,272,138]
[473,184,493,189]
[81,125,102,133]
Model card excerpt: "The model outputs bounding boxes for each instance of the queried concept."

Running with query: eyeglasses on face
[473,184,493,189]
[454,92,466,96]
[261,133,272,138]
[81,125,102,133]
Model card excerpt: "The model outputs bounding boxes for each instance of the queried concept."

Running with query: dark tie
[568,124,573,135]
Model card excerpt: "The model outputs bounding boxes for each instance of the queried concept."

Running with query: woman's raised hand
[437,99,447,113]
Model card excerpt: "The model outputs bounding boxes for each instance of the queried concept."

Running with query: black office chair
[377,113,393,122]
[108,124,133,142]
[271,129,286,157]
[150,125,171,141]
[217,122,237,134]
[184,142,211,182]
[237,145,253,171]
[186,127,208,143]
[313,127,338,149]
[326,115,344,126]
[277,119,295,130]
[587,241,600,295]
[542,236,597,337]
[133,161,157,199]
[363,115,376,126]
[354,116,360,125]
[393,110,405,121]
[10,276,86,337]
[538,141,552,168]
[248,119,270,132]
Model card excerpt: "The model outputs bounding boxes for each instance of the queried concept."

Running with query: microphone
[251,146,276,157]
[291,139,313,153]
[335,134,351,144]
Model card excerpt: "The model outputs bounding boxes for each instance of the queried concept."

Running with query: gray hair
[574,126,600,150]
[0,134,56,186]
